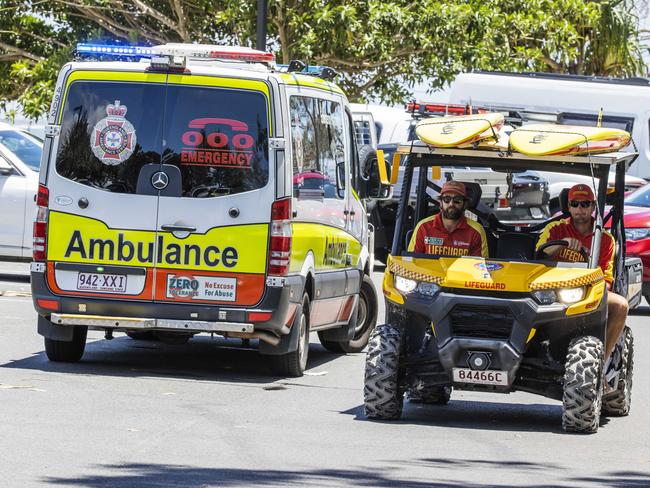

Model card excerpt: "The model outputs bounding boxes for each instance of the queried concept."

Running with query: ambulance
[31,43,382,376]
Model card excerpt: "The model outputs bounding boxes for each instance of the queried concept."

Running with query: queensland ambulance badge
[91,100,136,165]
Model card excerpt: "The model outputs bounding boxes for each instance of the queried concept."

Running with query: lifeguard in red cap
[408,180,488,257]
[536,183,628,364]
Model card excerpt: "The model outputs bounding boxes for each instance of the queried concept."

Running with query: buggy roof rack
[394,141,638,175]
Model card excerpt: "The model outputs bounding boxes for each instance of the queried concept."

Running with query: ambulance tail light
[33,184,49,262]
[269,198,292,276]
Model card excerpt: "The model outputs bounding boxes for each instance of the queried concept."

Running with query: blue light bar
[76,43,154,58]
[278,64,330,74]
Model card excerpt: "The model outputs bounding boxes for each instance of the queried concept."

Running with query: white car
[0,122,42,259]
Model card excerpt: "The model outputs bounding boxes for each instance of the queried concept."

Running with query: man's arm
[536,220,570,257]
[600,232,615,288]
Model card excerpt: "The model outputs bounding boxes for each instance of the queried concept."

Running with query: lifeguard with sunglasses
[536,183,628,365]
[408,180,488,257]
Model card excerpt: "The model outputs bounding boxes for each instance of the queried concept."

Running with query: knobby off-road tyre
[44,326,88,363]
[602,326,634,417]
[364,323,404,420]
[562,335,604,434]
[268,294,310,378]
[408,386,452,405]
[319,275,378,354]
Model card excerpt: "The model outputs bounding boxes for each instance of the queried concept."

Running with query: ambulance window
[162,85,269,197]
[290,96,345,199]
[55,81,165,194]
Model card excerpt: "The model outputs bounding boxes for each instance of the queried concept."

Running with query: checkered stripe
[389,261,444,284]
[529,269,603,290]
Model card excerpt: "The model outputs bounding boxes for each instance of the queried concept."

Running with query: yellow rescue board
[415,112,504,148]
[509,124,631,156]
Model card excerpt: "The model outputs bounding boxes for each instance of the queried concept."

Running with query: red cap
[440,180,466,197]
[568,184,595,202]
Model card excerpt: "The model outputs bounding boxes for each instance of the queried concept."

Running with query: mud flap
[317,297,359,342]
[259,301,304,356]
[38,315,74,341]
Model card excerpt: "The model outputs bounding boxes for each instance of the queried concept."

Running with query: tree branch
[0,41,43,62]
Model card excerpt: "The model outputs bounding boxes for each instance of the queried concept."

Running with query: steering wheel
[535,239,589,261]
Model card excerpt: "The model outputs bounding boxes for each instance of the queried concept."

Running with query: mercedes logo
[151,171,169,190]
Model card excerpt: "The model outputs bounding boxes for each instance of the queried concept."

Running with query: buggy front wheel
[562,335,604,434]
[363,323,404,420]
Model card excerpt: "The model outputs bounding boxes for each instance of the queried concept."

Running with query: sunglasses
[441,196,465,205]
[569,200,593,208]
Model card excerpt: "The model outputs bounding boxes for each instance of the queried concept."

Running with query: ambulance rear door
[46,70,167,301]
[152,75,274,307]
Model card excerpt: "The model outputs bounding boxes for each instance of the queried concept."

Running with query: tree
[0,0,647,120]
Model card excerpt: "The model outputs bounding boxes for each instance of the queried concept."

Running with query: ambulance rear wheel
[44,326,87,363]
[267,294,310,377]
[125,331,158,341]
[319,275,378,354]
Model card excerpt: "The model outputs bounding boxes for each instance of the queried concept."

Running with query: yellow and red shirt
[408,213,488,257]
[536,217,614,285]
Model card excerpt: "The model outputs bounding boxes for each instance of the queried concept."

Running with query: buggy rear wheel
[363,323,404,420]
[408,386,452,405]
[602,326,634,417]
[562,335,603,434]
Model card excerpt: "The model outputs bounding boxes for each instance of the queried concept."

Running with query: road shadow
[40,462,650,487]
[342,396,619,435]
[340,396,592,434]
[0,335,342,386]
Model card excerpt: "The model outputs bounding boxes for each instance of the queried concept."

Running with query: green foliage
[0,0,647,120]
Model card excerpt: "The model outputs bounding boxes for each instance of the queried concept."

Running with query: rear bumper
[31,269,304,335]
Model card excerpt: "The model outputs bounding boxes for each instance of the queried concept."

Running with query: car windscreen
[55,81,269,197]
[0,129,42,171]
[625,184,650,207]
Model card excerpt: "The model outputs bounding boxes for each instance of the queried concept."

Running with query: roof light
[152,43,275,64]
[405,101,489,116]
[76,43,153,58]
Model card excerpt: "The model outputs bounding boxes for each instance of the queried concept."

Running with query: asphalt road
[1,267,649,487]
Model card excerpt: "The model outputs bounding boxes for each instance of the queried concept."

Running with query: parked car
[618,184,650,304]
[366,103,550,260]
[0,122,42,259]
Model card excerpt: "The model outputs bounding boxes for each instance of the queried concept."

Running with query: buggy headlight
[532,289,557,305]
[557,287,585,304]
[395,275,417,294]
[416,282,441,297]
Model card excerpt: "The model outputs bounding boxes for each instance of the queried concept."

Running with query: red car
[620,184,650,304]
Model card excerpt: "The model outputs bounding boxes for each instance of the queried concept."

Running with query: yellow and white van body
[31,44,372,367]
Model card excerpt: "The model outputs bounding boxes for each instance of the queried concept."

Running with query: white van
[31,43,383,376]
[449,71,650,178]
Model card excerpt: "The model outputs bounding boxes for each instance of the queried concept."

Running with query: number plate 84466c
[452,368,508,386]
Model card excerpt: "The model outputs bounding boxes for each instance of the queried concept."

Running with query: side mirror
[365,149,394,199]
[0,158,14,176]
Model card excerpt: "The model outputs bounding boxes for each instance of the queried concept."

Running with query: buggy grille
[449,305,514,340]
